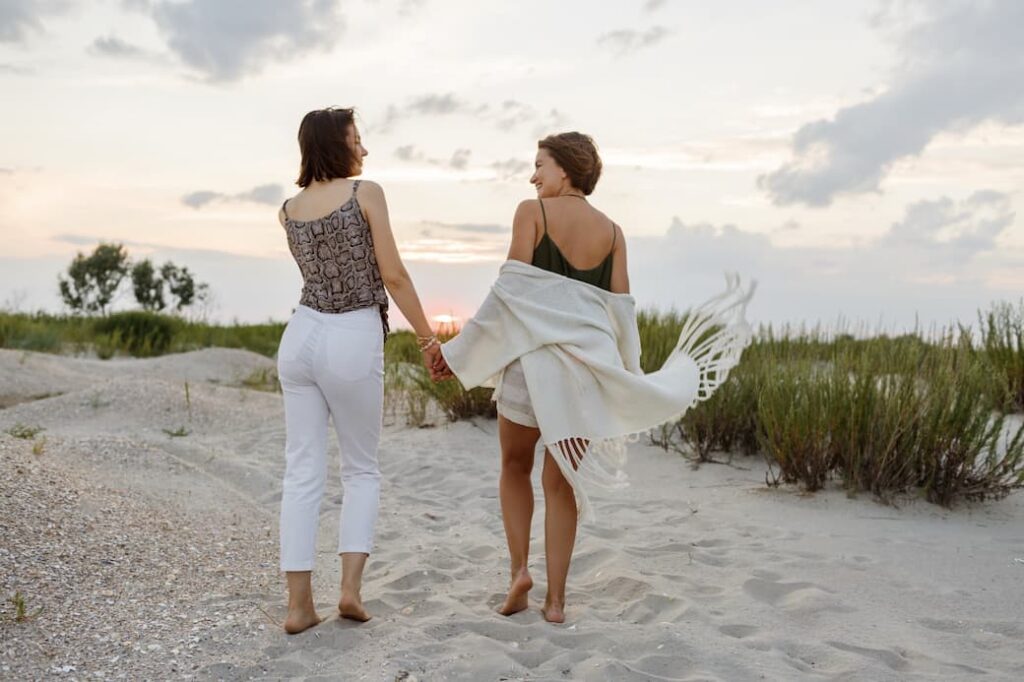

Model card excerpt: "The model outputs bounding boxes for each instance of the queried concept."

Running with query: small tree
[58,243,130,314]
[161,262,210,311]
[131,259,166,311]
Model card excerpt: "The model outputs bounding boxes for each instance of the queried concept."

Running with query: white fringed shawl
[440,260,755,521]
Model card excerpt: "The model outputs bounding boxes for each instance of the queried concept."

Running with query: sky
[1,0,1022,332]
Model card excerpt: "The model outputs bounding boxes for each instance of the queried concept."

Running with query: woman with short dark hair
[276,107,442,634]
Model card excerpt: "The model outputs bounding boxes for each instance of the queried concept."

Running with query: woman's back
[280,178,389,331]
[283,179,361,222]
[530,196,621,292]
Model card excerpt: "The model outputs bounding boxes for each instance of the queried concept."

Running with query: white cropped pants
[277,305,384,571]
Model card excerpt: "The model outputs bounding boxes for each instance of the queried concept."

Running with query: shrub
[93,311,179,357]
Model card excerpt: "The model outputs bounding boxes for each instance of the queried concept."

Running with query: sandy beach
[2,347,1023,681]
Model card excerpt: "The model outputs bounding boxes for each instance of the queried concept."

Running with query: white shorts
[494,359,538,428]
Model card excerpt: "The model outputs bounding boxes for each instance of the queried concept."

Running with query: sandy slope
[2,349,1023,681]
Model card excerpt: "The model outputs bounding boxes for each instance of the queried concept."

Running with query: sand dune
[2,349,1023,680]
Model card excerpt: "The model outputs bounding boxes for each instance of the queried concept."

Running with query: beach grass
[979,300,1024,412]
[3,305,1022,505]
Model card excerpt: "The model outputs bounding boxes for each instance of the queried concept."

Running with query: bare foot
[283,606,322,634]
[497,569,533,616]
[338,592,372,622]
[542,599,565,624]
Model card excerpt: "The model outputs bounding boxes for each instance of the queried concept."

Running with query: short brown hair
[296,107,357,188]
[537,132,602,195]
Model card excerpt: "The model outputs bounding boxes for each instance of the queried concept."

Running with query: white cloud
[136,0,345,82]
[596,26,670,57]
[182,184,284,209]
[378,94,569,137]
[0,0,69,43]
[629,192,1019,329]
[88,35,164,63]
[761,1,1024,206]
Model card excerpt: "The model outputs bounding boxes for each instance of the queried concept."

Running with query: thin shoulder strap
[538,198,548,235]
[352,179,361,195]
[281,199,290,220]
[609,221,618,252]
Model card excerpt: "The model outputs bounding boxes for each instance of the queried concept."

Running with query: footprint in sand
[618,594,690,624]
[826,641,910,672]
[691,537,730,548]
[743,577,854,614]
[919,617,1024,640]
[691,553,730,568]
[384,569,453,592]
[719,623,759,639]
[571,547,618,574]
[463,544,497,561]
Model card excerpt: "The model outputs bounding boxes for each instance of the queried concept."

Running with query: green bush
[93,311,180,357]
[980,300,1024,412]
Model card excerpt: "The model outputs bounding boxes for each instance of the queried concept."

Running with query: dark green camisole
[531,198,616,291]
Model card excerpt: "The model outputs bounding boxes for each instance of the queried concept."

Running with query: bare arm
[609,224,630,294]
[506,200,539,263]
[359,181,435,338]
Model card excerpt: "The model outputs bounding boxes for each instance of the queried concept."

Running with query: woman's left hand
[422,345,453,381]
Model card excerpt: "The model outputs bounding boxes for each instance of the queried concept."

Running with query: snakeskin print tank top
[282,180,390,335]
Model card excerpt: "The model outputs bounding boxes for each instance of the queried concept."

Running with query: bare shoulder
[612,221,626,245]
[514,198,540,218]
[357,179,385,198]
[277,194,298,227]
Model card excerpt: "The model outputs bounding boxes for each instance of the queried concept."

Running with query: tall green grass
[4,304,1023,506]
[756,334,1024,504]
[980,300,1024,412]
[0,311,284,358]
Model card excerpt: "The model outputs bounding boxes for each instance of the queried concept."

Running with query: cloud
[491,158,532,181]
[407,92,462,115]
[628,191,1020,328]
[496,100,534,131]
[52,233,101,246]
[379,94,569,136]
[761,1,1024,206]
[393,144,473,170]
[0,62,34,75]
[235,183,285,205]
[181,190,222,209]
[597,26,670,57]
[378,93,472,132]
[181,183,283,209]
[0,0,69,43]
[881,190,1014,261]
[394,144,422,161]
[398,0,426,16]
[449,148,471,170]
[132,0,345,82]
[89,35,154,60]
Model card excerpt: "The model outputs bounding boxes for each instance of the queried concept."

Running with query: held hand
[433,354,454,381]
[421,345,448,381]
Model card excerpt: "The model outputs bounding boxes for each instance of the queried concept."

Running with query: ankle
[288,598,315,612]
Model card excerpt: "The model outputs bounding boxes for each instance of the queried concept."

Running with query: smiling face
[346,124,369,176]
[530,148,571,198]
